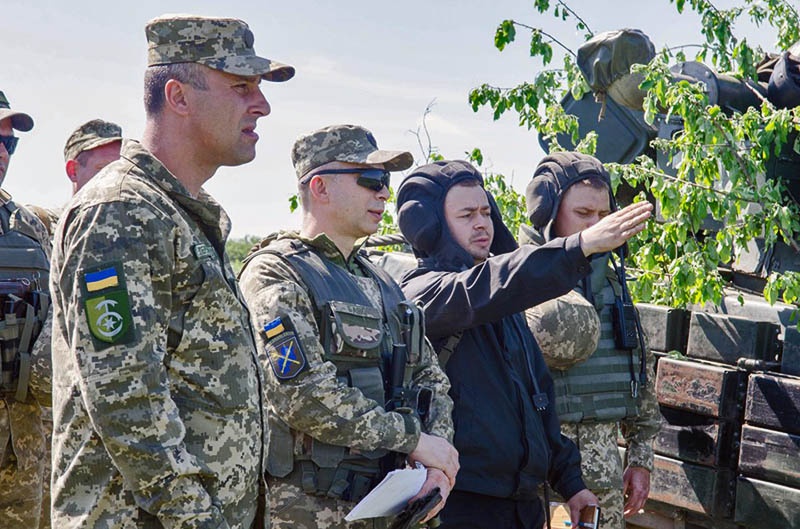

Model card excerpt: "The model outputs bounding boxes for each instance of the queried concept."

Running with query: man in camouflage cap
[520,152,660,529]
[238,124,458,529]
[27,119,124,241]
[49,14,293,529]
[0,90,52,529]
[64,119,122,194]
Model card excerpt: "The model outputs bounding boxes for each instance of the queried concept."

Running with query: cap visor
[205,55,295,82]
[0,110,34,132]
[366,150,414,172]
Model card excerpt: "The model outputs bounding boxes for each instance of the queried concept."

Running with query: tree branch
[556,0,594,36]
[511,20,577,57]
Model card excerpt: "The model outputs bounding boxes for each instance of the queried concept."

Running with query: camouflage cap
[292,124,413,179]
[0,91,34,132]
[64,119,122,162]
[145,14,295,82]
[525,290,600,371]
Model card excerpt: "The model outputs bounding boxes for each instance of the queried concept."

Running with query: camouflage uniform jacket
[238,231,454,467]
[49,139,267,529]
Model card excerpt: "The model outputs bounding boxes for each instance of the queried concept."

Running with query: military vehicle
[547,29,800,529]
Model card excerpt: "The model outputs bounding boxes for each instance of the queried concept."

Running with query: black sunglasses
[305,168,391,192]
[0,135,18,155]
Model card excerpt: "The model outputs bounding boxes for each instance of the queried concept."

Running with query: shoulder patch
[81,261,135,349]
[264,317,307,382]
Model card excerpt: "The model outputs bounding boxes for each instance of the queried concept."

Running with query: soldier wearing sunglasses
[0,91,53,529]
[239,124,458,529]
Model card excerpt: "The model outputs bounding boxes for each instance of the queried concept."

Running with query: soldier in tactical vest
[520,152,660,529]
[238,124,458,529]
[0,91,52,529]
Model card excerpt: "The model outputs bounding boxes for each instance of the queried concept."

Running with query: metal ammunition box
[656,357,746,420]
[734,476,800,527]
[744,373,800,435]
[738,424,800,488]
[637,303,690,354]
[654,406,737,468]
[686,312,781,366]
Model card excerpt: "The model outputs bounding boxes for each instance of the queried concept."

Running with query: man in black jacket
[396,160,652,529]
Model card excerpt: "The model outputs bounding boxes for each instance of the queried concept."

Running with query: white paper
[345,465,427,521]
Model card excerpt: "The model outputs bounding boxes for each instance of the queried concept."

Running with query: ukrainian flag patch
[81,261,135,349]
[84,266,120,292]
[264,317,307,381]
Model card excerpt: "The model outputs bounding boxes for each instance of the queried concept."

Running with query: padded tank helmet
[525,152,616,241]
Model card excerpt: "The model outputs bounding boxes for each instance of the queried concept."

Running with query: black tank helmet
[525,152,616,242]
[397,160,517,271]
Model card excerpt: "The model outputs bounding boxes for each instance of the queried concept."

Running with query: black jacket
[397,160,590,501]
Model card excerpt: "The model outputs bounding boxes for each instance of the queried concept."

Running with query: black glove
[388,487,442,529]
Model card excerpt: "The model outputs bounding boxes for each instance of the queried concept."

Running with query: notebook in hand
[549,502,601,528]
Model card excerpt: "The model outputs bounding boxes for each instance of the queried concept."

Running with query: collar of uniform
[120,139,191,198]
[0,187,11,206]
[291,232,368,270]
[120,139,231,243]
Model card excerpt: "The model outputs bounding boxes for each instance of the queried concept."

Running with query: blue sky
[3,0,775,236]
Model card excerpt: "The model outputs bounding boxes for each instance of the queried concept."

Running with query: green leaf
[494,20,516,51]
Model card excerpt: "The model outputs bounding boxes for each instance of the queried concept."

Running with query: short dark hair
[572,176,610,193]
[143,63,209,116]
[452,178,482,189]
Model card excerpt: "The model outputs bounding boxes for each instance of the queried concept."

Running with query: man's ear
[65,159,78,183]
[308,175,330,204]
[164,79,190,116]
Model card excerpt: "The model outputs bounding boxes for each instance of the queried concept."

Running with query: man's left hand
[566,488,599,526]
[623,466,651,516]
[409,467,451,523]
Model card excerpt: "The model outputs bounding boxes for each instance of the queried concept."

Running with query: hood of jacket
[396,160,518,271]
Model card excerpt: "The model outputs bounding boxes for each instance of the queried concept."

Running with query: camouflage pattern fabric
[239,232,453,528]
[63,119,122,162]
[291,124,413,179]
[39,408,52,529]
[268,478,387,529]
[0,198,52,529]
[25,204,62,240]
[145,14,294,82]
[524,290,600,370]
[49,139,268,529]
[25,204,57,529]
[622,339,659,472]
[560,422,625,529]
[0,400,46,528]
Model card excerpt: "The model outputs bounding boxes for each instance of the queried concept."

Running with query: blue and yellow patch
[264,317,307,381]
[81,261,135,349]
[84,266,120,292]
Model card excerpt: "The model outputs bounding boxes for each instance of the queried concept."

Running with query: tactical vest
[0,191,50,402]
[243,238,428,503]
[551,257,641,423]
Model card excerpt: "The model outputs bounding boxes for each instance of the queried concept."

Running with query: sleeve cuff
[391,409,422,454]
[564,233,591,276]
[555,474,588,502]
[625,442,655,472]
